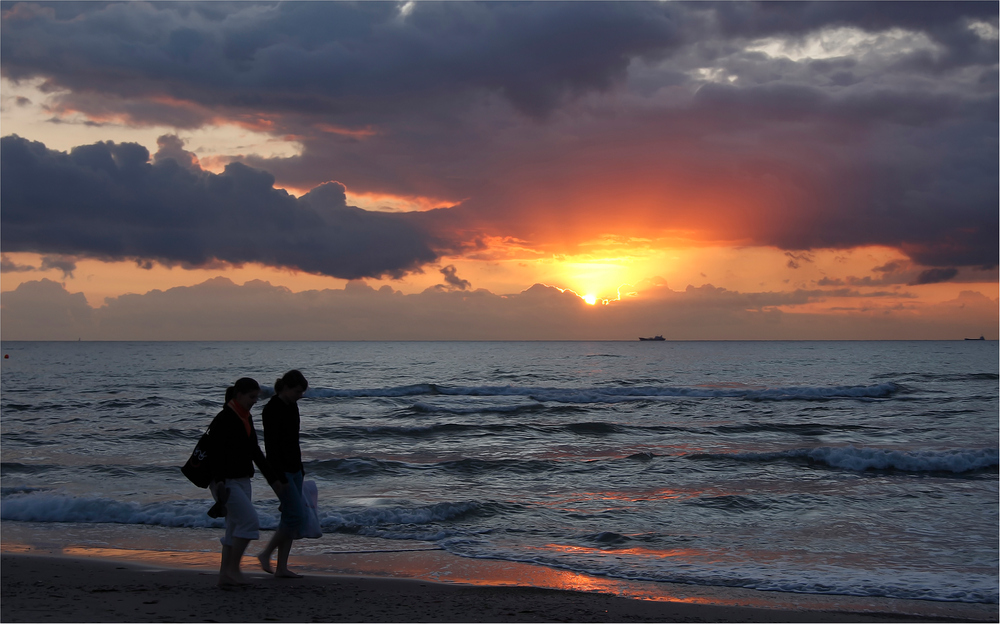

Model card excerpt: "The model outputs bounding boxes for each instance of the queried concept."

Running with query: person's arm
[251,432,288,487]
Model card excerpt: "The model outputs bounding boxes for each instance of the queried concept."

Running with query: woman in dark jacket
[209,377,287,586]
[257,370,309,578]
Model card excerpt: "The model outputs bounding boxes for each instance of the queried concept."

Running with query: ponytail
[225,377,260,406]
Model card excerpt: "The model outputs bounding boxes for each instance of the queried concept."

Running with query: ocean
[1,340,997,605]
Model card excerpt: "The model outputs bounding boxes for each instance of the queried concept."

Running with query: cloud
[0,134,464,280]
[816,260,996,288]
[438,265,471,291]
[785,251,814,269]
[1,2,692,120]
[911,267,959,285]
[38,255,77,278]
[0,252,76,277]
[0,278,93,340]
[0,254,35,273]
[4,277,992,341]
[1,2,996,269]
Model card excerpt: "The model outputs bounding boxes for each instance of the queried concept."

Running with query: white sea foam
[0,490,480,530]
[320,501,479,531]
[0,492,225,528]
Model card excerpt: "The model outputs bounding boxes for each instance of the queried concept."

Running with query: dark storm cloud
[759,120,999,267]
[0,1,691,119]
[1,1,997,269]
[0,135,460,279]
[713,1,998,69]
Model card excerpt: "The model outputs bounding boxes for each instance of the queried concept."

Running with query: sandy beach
[3,548,996,623]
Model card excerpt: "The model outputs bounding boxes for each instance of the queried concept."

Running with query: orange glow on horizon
[3,241,996,339]
[346,191,457,213]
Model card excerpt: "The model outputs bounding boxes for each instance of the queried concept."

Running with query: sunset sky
[1,1,997,340]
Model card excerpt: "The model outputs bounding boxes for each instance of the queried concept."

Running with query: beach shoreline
[2,541,996,623]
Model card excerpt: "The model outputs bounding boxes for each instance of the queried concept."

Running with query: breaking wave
[0,490,487,533]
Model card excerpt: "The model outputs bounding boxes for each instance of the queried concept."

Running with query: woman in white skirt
[208,377,287,587]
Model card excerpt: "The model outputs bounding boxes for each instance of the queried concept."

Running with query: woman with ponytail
[208,377,287,587]
[257,369,309,578]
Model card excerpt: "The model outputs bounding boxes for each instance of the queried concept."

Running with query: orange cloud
[314,123,379,139]
[4,276,996,341]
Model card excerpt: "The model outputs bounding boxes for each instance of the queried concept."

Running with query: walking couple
[207,370,312,587]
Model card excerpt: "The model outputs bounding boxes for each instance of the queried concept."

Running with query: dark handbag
[207,486,228,518]
[181,427,213,488]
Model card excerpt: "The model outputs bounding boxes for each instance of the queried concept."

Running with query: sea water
[1,341,997,604]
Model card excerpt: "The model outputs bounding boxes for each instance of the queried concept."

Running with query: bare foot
[275,569,304,579]
[257,553,274,574]
[218,573,253,588]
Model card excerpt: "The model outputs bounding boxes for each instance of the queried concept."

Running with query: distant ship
[964,335,986,341]
[639,335,665,341]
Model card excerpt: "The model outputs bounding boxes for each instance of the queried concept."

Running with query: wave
[445,543,999,604]
[1,462,188,479]
[308,457,410,476]
[306,456,563,478]
[582,531,633,545]
[712,423,875,436]
[305,419,687,442]
[304,382,902,403]
[874,372,999,383]
[402,402,587,416]
[0,490,491,533]
[314,421,555,440]
[685,494,771,511]
[0,492,226,528]
[323,500,484,534]
[307,422,486,439]
[693,446,999,474]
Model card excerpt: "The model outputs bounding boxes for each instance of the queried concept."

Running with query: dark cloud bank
[1,1,997,277]
[0,134,462,279]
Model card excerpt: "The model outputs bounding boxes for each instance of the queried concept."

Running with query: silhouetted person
[258,370,309,578]
[209,377,287,587]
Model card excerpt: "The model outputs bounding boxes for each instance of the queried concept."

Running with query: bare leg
[275,531,302,578]
[219,537,252,587]
[257,531,279,573]
[218,544,231,583]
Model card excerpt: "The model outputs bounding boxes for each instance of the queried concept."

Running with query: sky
[1,1,997,340]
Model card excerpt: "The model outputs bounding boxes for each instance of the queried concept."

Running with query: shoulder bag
[181,426,213,488]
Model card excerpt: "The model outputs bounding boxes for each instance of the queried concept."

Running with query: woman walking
[257,370,309,578]
[209,377,287,587]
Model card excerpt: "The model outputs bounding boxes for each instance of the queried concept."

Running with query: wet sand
[2,551,995,623]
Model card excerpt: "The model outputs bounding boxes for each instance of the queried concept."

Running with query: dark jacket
[208,404,285,485]
[261,395,304,475]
